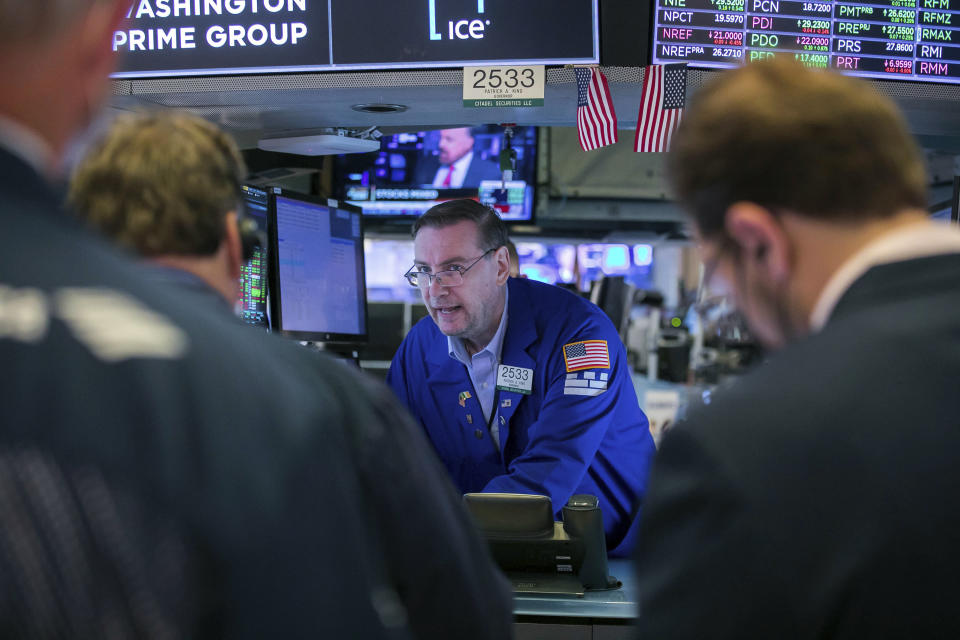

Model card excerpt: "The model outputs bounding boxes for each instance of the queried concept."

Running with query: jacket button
[474,429,484,439]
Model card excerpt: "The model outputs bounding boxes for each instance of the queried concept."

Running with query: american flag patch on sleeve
[563,340,610,372]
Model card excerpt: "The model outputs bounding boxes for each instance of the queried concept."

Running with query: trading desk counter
[513,559,637,640]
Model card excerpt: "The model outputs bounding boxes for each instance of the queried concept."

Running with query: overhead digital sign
[112,0,599,78]
[651,0,960,84]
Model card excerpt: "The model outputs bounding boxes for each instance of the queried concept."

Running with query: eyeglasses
[693,237,752,346]
[404,248,496,288]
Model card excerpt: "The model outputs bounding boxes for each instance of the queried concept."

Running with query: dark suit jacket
[413,154,503,188]
[0,147,512,639]
[635,253,960,639]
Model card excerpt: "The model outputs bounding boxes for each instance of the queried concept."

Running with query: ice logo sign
[428,0,491,40]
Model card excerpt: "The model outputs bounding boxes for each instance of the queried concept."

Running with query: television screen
[268,189,368,343]
[364,238,421,303]
[238,184,269,328]
[578,243,655,292]
[335,125,537,222]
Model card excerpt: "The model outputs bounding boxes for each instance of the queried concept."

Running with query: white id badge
[496,364,533,394]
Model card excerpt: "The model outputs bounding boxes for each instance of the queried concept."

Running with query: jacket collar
[810,222,960,332]
[0,145,66,218]
[500,277,538,364]
[141,264,233,312]
[830,252,960,324]
[0,114,54,179]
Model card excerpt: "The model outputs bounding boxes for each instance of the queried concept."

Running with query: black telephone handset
[463,492,621,593]
[562,494,620,590]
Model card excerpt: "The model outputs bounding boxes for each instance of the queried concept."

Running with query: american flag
[635,64,687,153]
[563,340,610,373]
[575,67,618,151]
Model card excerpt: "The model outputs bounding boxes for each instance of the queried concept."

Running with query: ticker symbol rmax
[429,0,490,41]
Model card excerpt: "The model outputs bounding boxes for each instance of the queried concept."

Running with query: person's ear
[724,202,792,282]
[494,246,511,286]
[223,211,243,282]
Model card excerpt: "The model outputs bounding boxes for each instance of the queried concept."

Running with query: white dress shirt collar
[0,114,54,178]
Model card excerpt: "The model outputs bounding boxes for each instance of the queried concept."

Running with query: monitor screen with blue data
[238,184,270,328]
[268,189,368,343]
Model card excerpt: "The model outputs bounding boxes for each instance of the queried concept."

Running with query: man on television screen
[415,127,502,189]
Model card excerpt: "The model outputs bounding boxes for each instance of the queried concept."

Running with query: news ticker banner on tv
[653,0,960,84]
[112,0,598,78]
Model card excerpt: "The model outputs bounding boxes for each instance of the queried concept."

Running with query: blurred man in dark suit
[0,2,512,638]
[635,59,960,639]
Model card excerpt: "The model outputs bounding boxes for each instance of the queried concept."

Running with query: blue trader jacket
[387,277,656,555]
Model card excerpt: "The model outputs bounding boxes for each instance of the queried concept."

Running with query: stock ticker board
[652,0,960,83]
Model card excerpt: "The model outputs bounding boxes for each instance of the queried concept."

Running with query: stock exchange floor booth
[466,493,638,639]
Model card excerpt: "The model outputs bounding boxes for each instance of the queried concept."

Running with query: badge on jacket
[564,370,609,396]
[496,364,533,394]
[458,391,472,407]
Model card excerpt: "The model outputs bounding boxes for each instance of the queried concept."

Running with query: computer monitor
[267,188,368,343]
[360,301,406,361]
[515,242,578,285]
[238,184,270,328]
[411,302,430,327]
[335,125,537,222]
[590,275,633,339]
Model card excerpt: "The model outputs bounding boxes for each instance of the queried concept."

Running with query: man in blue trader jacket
[387,199,656,555]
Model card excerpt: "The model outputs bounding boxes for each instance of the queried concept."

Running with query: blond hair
[69,111,247,257]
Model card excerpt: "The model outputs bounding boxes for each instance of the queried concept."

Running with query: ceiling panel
[109,66,960,154]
